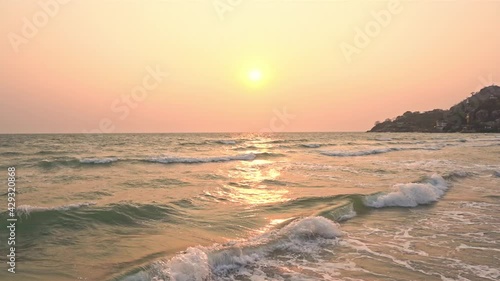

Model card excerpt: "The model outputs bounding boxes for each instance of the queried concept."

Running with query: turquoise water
[0,133,499,281]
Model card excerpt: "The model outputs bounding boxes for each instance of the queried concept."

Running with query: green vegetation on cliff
[369,85,500,133]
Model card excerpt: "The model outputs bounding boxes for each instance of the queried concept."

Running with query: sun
[238,61,273,89]
[248,69,263,82]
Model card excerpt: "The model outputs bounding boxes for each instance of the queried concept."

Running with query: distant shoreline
[369,85,500,133]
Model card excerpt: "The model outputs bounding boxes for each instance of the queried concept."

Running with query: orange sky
[1,0,499,133]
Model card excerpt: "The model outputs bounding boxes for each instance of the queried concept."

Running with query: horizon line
[0,131,369,135]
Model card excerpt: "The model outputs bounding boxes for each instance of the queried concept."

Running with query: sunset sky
[1,0,499,133]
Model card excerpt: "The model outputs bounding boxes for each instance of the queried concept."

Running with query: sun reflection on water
[222,160,290,206]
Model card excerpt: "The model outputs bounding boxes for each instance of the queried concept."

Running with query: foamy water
[0,133,499,281]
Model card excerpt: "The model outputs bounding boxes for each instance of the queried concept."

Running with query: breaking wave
[320,146,441,157]
[38,157,118,168]
[37,153,266,168]
[364,174,448,208]
[80,157,118,164]
[9,203,184,233]
[17,202,96,216]
[119,216,342,281]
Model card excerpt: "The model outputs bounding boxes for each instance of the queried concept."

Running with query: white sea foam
[444,170,475,180]
[147,153,256,164]
[341,238,416,271]
[444,259,500,281]
[129,217,342,281]
[160,247,211,281]
[456,243,500,253]
[277,216,343,239]
[17,202,96,216]
[321,148,395,157]
[80,157,118,164]
[338,210,357,222]
[364,174,448,208]
[320,146,441,157]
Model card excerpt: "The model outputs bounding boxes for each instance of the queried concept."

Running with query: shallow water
[0,133,499,281]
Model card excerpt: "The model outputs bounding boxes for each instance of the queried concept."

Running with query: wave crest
[277,216,342,240]
[301,143,322,148]
[80,157,118,164]
[364,174,448,208]
[320,146,441,157]
[146,153,256,164]
[125,216,341,281]
[17,202,96,216]
[215,140,236,145]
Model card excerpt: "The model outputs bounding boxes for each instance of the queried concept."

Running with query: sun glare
[239,61,273,89]
[249,69,263,82]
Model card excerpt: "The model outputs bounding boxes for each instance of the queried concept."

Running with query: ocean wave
[300,143,322,148]
[80,157,118,164]
[470,142,500,148]
[122,216,341,281]
[321,147,395,157]
[38,157,119,168]
[364,174,448,208]
[320,146,441,157]
[38,158,78,168]
[494,171,500,177]
[12,203,183,231]
[260,179,291,186]
[258,138,309,144]
[232,145,259,151]
[145,153,256,164]
[269,194,369,221]
[322,203,358,222]
[37,153,257,168]
[36,150,61,155]
[0,151,24,156]
[215,140,236,145]
[443,170,476,180]
[253,152,286,159]
[300,143,321,148]
[268,194,346,212]
[17,202,96,216]
[375,137,393,141]
[277,216,342,239]
[178,141,208,146]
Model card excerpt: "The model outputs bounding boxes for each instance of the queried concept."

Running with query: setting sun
[249,69,263,82]
[241,63,274,88]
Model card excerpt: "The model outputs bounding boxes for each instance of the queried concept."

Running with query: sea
[0,133,499,281]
